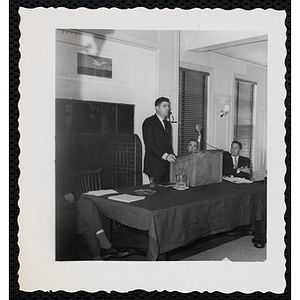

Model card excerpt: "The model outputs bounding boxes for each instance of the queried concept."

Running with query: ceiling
[211,41,267,67]
[182,31,268,67]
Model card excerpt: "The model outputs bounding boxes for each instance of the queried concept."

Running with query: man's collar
[155,113,165,122]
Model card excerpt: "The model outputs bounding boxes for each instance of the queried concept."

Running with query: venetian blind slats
[178,68,208,155]
[235,80,254,159]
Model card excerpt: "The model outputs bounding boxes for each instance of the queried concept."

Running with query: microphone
[195,124,201,135]
[193,126,230,165]
[195,124,202,148]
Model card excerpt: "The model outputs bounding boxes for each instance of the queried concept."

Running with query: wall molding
[209,51,267,69]
[65,29,161,51]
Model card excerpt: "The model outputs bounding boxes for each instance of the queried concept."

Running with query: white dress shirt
[156,113,166,129]
[231,155,240,173]
[231,155,239,171]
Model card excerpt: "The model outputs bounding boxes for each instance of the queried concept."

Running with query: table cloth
[82,180,266,260]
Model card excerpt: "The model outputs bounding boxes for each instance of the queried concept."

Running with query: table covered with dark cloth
[82,180,266,260]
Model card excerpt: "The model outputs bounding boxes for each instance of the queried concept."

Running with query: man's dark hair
[188,139,198,144]
[155,97,170,107]
[231,141,242,149]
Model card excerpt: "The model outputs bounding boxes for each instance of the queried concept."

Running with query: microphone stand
[197,134,201,150]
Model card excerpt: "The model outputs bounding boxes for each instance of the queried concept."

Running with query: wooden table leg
[252,219,266,248]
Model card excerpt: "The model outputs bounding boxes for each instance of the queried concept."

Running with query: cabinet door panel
[117,104,134,134]
[106,103,117,133]
[56,99,133,134]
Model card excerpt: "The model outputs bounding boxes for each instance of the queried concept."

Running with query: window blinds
[178,68,208,155]
[234,80,255,159]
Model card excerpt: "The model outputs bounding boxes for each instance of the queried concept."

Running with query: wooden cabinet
[56,99,134,135]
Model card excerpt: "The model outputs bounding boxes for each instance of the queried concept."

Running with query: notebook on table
[84,189,118,196]
[107,194,145,203]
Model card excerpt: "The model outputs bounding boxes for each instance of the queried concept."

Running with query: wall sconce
[220,105,229,117]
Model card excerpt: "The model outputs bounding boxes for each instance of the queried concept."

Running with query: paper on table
[223,176,253,184]
[84,189,118,196]
[222,257,232,262]
[107,194,145,203]
[157,183,175,187]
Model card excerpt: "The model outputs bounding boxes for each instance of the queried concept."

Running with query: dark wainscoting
[55,133,143,195]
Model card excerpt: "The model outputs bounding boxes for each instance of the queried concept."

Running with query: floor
[72,224,250,261]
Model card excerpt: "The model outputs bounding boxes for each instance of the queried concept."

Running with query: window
[178,68,209,155]
[234,79,256,160]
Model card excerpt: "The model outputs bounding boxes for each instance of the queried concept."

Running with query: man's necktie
[234,157,238,169]
[163,120,168,133]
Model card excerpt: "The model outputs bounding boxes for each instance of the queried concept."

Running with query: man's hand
[64,193,75,203]
[166,154,176,162]
[239,166,251,174]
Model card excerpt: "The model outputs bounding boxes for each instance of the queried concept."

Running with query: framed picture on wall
[77,53,112,78]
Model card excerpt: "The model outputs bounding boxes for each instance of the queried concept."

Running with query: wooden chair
[68,167,102,200]
[68,167,125,244]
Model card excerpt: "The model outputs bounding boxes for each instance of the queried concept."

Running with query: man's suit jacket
[222,151,251,179]
[142,114,174,182]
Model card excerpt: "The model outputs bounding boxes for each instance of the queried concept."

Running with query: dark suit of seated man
[56,191,130,260]
[223,141,252,180]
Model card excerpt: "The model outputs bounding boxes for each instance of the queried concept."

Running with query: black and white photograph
[18,8,286,293]
[55,29,267,263]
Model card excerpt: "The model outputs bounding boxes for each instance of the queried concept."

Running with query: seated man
[186,139,198,153]
[223,141,252,180]
[57,191,130,260]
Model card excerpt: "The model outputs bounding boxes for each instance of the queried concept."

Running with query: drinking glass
[149,177,156,187]
[176,174,187,188]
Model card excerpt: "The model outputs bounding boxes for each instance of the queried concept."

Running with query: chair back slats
[68,167,102,200]
[83,174,89,192]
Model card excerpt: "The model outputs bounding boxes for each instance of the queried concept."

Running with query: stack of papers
[157,183,175,187]
[84,189,118,196]
[223,176,253,184]
[108,194,145,203]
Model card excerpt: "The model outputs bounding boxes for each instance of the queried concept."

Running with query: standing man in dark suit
[142,97,176,183]
[223,141,252,180]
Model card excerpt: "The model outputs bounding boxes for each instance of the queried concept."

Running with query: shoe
[100,247,131,259]
[254,242,265,248]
